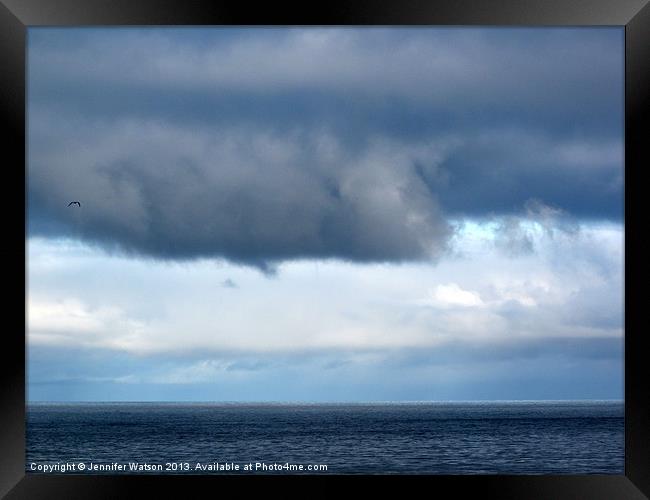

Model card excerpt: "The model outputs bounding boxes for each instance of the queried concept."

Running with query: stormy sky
[27,27,623,401]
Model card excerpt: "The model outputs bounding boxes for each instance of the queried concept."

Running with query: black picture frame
[2,0,648,498]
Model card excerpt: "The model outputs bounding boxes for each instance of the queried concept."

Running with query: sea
[26,400,624,475]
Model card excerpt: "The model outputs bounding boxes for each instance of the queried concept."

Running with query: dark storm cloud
[28,116,453,268]
[27,28,623,266]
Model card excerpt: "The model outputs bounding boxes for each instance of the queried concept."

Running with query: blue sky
[27,27,624,401]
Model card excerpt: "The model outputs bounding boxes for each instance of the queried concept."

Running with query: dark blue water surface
[26,401,623,474]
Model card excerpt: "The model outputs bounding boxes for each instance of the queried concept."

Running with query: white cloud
[422,283,485,308]
[27,218,623,358]
[28,296,150,351]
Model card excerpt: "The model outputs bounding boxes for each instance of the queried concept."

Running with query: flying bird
[67,201,81,207]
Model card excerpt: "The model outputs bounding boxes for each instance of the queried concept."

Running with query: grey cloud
[493,199,581,256]
[524,199,580,237]
[28,119,452,268]
[494,217,535,257]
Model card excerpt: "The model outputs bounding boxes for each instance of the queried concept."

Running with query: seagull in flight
[67,201,81,207]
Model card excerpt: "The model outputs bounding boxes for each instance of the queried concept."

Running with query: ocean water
[26,400,624,474]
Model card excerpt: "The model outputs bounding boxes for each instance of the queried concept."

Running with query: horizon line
[26,398,625,404]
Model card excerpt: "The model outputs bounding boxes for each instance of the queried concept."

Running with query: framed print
[1,0,648,498]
